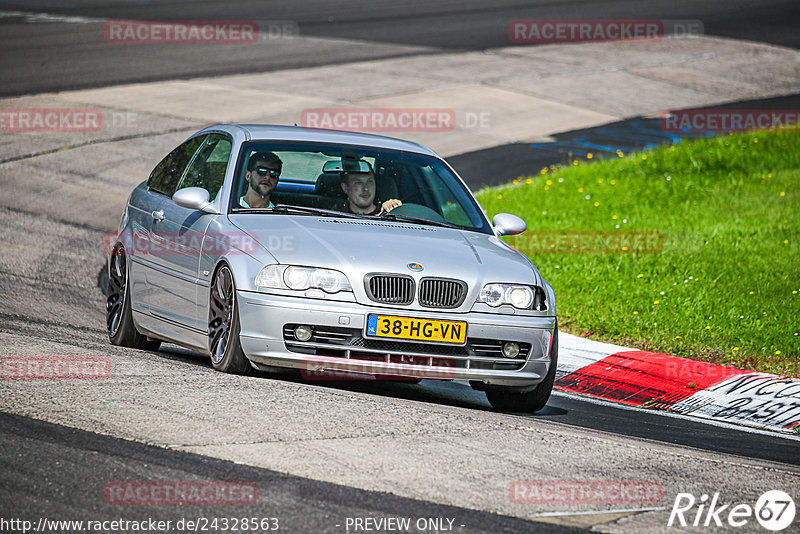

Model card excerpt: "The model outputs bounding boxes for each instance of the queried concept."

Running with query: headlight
[508,286,533,308]
[255,265,351,293]
[284,266,311,289]
[478,284,504,307]
[254,265,283,288]
[478,283,535,309]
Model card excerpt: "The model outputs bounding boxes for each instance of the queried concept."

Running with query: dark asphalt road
[297,375,800,466]
[0,376,796,532]
[1,0,798,96]
[2,1,798,530]
[450,92,800,189]
[0,412,581,534]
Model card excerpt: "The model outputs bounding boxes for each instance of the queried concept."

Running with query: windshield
[229,142,491,233]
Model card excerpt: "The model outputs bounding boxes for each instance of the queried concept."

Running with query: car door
[147,133,232,332]
[139,134,207,329]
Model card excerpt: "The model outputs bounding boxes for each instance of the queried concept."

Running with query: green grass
[475,130,800,376]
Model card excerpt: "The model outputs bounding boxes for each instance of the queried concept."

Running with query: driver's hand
[380,199,402,214]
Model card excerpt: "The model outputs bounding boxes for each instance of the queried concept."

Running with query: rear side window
[177,133,232,199]
[147,135,206,196]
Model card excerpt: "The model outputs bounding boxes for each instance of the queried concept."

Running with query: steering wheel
[386,202,446,223]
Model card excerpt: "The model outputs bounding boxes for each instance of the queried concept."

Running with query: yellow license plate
[366,314,467,345]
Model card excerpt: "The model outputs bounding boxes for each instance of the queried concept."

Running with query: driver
[340,170,402,215]
[240,151,282,208]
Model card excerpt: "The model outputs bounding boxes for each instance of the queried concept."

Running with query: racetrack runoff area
[1,34,800,532]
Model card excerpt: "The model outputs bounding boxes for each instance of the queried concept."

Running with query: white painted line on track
[0,11,99,23]
[528,507,666,518]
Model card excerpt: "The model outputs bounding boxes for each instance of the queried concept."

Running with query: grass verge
[475,130,799,376]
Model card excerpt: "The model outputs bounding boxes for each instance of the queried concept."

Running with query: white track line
[529,506,665,517]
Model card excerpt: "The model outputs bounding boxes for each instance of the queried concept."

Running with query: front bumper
[237,290,556,387]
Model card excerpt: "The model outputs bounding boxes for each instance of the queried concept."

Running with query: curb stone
[557,332,800,434]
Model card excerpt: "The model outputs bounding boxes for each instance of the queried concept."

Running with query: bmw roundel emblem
[407,262,424,272]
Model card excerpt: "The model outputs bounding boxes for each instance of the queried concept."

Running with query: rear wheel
[486,327,558,413]
[106,246,161,351]
[208,265,252,375]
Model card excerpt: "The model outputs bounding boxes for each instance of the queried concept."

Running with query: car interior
[228,146,482,230]
[236,153,417,213]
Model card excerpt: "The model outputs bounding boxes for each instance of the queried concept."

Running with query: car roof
[204,124,439,157]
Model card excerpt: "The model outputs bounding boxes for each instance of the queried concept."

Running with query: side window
[421,166,473,227]
[177,133,232,199]
[147,135,206,196]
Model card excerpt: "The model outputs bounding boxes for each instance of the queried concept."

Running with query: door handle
[151,210,165,222]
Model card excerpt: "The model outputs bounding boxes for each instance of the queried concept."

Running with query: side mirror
[173,187,219,214]
[492,213,526,236]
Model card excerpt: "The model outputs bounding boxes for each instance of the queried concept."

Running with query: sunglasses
[254,166,280,178]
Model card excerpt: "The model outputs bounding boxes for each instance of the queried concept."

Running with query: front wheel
[106,246,160,351]
[208,265,252,375]
[485,327,558,413]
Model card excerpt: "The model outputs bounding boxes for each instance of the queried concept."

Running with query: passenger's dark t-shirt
[343,203,381,216]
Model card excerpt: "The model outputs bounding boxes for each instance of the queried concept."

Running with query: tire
[486,327,558,413]
[208,265,252,375]
[106,246,161,351]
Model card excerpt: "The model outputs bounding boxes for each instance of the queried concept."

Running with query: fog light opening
[294,325,313,342]
[502,342,520,358]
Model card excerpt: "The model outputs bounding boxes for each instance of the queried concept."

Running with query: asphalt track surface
[450,92,800,189]
[1,0,799,96]
[0,413,579,534]
[250,374,800,466]
[2,1,799,532]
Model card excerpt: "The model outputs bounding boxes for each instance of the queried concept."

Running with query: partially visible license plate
[365,314,467,345]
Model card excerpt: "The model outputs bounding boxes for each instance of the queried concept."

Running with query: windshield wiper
[236,205,365,219]
[378,213,462,229]
[235,205,462,228]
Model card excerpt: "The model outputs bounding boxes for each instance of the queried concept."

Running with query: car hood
[228,214,543,307]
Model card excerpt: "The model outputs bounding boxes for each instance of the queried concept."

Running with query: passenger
[340,170,402,215]
[240,151,282,208]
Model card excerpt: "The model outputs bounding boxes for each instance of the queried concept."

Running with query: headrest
[315,173,346,197]
[374,163,400,201]
[316,168,400,203]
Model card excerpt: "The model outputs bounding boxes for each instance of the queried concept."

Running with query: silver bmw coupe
[106,124,558,412]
